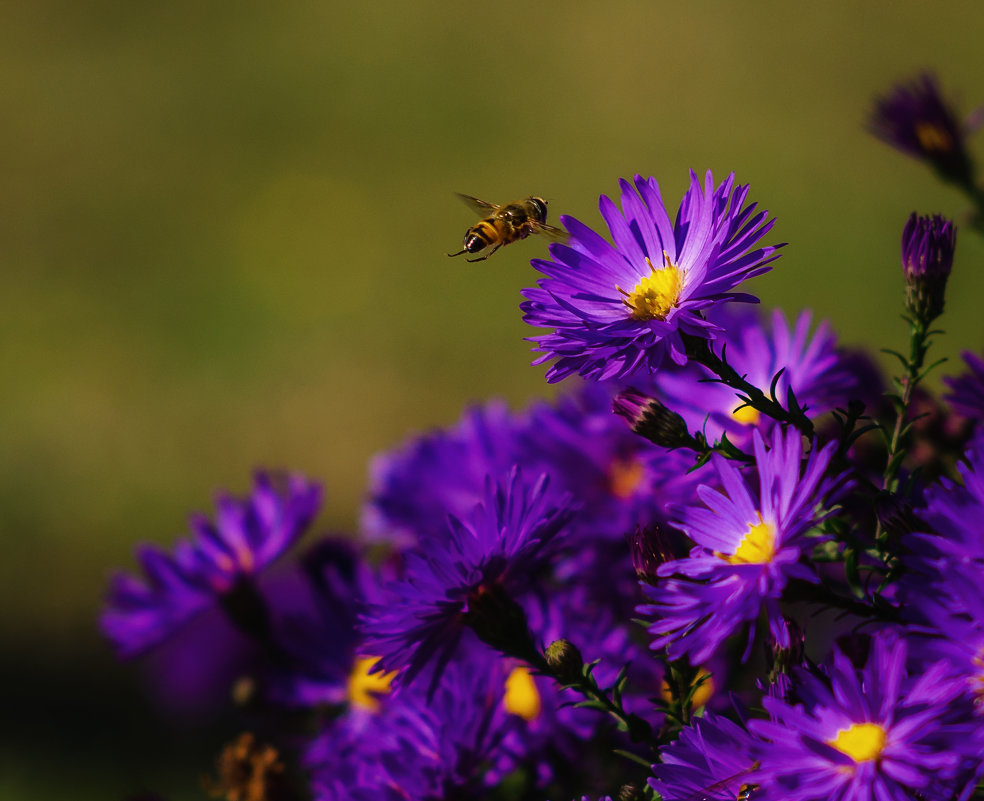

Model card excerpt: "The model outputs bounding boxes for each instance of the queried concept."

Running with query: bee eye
[465,236,485,253]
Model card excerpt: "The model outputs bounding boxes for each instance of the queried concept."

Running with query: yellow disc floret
[617,254,683,322]
[720,514,777,565]
[827,722,887,763]
[347,656,396,712]
[915,122,953,154]
[503,665,541,721]
[731,404,761,426]
[609,456,645,499]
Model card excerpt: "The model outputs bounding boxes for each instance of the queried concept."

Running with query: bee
[447,193,569,262]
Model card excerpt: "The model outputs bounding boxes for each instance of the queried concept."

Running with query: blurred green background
[3,1,984,798]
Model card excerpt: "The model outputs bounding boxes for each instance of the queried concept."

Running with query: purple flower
[650,712,762,801]
[360,468,573,691]
[901,213,956,323]
[308,648,525,801]
[640,307,862,447]
[945,350,984,420]
[869,73,976,186]
[521,171,783,382]
[750,632,981,801]
[362,400,527,549]
[640,427,842,663]
[101,471,322,657]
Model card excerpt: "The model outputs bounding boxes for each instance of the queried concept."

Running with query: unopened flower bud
[628,524,675,584]
[902,213,956,323]
[613,388,692,449]
[544,639,584,684]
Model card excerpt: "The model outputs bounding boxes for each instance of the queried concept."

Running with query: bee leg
[447,249,468,258]
[466,244,501,263]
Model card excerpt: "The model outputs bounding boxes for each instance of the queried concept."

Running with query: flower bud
[902,213,956,323]
[544,639,584,684]
[628,524,675,584]
[613,388,692,450]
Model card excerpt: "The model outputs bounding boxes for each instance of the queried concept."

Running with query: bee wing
[530,220,571,245]
[454,193,500,216]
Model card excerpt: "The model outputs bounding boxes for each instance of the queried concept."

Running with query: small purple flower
[750,632,981,801]
[521,171,782,382]
[640,427,842,663]
[901,213,956,323]
[945,350,984,420]
[650,712,762,801]
[869,73,976,186]
[101,471,322,657]
[360,468,573,691]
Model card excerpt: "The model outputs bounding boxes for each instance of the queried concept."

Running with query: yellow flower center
[617,254,683,321]
[915,122,953,153]
[609,456,645,499]
[347,656,396,712]
[503,665,541,721]
[720,515,777,565]
[827,722,887,763]
[731,404,760,426]
[660,666,715,710]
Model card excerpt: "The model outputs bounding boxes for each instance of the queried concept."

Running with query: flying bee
[447,193,569,262]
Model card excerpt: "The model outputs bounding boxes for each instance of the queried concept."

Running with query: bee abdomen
[464,220,500,253]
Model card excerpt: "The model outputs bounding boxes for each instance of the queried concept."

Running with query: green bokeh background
[4,2,984,798]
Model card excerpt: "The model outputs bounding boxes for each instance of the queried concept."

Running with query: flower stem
[682,334,815,438]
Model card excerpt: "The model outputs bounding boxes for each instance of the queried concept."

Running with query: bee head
[529,197,548,223]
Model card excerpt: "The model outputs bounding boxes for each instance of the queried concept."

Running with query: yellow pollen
[827,722,887,763]
[915,122,953,153]
[731,404,760,426]
[720,515,777,565]
[609,456,645,499]
[616,254,683,321]
[347,656,396,712]
[660,666,715,710]
[503,665,541,721]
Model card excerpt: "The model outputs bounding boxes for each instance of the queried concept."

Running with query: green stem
[682,334,814,438]
[882,317,930,496]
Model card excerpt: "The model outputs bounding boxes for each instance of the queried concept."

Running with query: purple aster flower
[869,73,976,187]
[640,427,843,664]
[750,631,982,801]
[308,646,525,801]
[945,350,984,420]
[901,213,956,323]
[638,307,862,448]
[360,468,573,692]
[362,400,527,549]
[650,711,762,801]
[101,470,322,657]
[521,171,783,382]
[906,427,984,564]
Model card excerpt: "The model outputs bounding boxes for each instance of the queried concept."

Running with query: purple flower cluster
[103,140,984,801]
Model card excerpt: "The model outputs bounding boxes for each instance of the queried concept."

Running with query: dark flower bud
[869,73,975,189]
[544,639,584,684]
[613,388,692,449]
[628,524,677,585]
[902,213,956,323]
